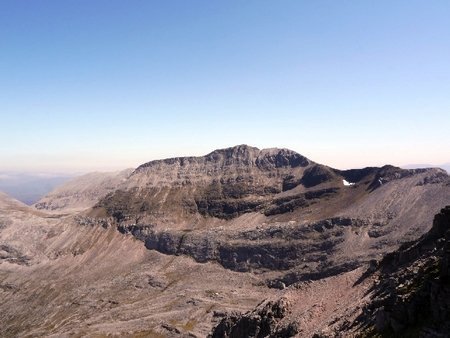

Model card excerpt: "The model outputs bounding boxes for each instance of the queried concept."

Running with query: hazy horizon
[1,143,449,175]
[1,1,449,172]
[1,145,448,206]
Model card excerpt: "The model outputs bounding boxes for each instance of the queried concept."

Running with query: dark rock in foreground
[210,298,298,338]
[356,206,450,337]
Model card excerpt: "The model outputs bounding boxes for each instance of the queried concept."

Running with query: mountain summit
[135,144,311,173]
[92,145,335,223]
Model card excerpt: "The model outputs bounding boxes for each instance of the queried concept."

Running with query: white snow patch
[343,179,355,186]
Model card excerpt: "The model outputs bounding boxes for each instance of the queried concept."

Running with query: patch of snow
[343,179,355,186]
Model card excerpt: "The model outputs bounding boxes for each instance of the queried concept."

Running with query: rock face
[210,298,298,338]
[119,217,374,283]
[92,145,342,223]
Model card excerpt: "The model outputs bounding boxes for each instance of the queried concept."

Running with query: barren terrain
[1,145,450,337]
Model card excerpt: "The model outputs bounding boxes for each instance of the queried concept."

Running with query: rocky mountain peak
[204,144,261,166]
[206,144,260,158]
[205,145,311,169]
[133,145,311,175]
[256,147,311,169]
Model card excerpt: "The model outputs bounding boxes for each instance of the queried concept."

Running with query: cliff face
[210,298,298,338]
[136,145,311,173]
[119,217,371,283]
[130,145,312,195]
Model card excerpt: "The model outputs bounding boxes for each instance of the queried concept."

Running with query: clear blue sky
[1,0,449,172]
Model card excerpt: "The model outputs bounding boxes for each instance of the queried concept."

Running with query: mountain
[34,169,133,213]
[92,145,448,227]
[0,191,58,266]
[0,191,33,217]
[89,145,450,284]
[402,163,450,174]
[0,173,72,205]
[1,145,450,337]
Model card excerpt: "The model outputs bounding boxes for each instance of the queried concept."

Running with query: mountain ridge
[135,145,311,173]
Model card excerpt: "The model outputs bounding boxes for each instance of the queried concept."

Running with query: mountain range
[1,145,449,337]
[402,163,450,174]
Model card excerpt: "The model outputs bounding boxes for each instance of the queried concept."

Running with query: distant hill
[34,169,133,212]
[402,163,450,173]
[0,173,73,205]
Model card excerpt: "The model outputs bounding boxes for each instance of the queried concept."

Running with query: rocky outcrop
[192,186,340,219]
[0,244,30,266]
[264,188,339,216]
[136,145,310,173]
[372,166,447,192]
[356,206,450,336]
[210,298,298,338]
[120,217,375,278]
[300,165,339,188]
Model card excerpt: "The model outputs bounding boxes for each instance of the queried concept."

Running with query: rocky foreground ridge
[359,205,450,336]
